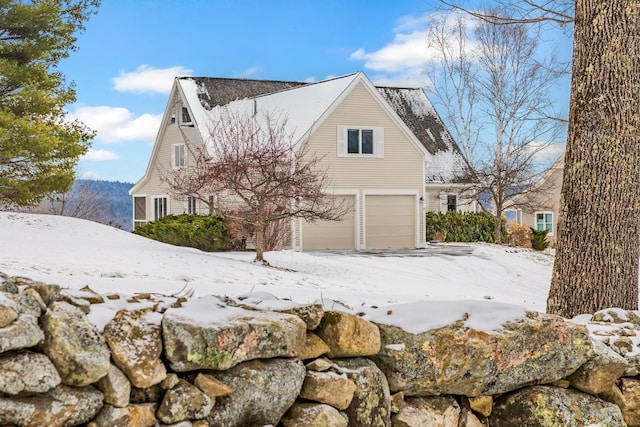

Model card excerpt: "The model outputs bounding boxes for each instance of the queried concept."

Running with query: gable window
[447,195,457,211]
[337,126,384,157]
[187,196,197,214]
[535,212,553,235]
[172,144,185,168]
[154,197,168,220]
[181,107,192,124]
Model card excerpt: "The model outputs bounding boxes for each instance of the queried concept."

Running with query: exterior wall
[425,184,477,213]
[297,81,427,250]
[130,103,206,226]
[519,166,563,245]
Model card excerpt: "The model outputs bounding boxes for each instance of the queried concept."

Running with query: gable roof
[179,73,363,149]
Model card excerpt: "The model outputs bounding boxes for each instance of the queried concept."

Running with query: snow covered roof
[176,73,475,184]
[376,86,475,184]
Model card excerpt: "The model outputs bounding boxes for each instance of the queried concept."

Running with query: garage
[302,195,356,250]
[365,194,416,249]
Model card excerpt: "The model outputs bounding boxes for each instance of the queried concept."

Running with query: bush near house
[529,228,550,251]
[426,211,506,243]
[132,214,233,252]
[507,221,532,248]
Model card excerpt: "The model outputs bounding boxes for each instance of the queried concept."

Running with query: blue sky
[61,0,572,183]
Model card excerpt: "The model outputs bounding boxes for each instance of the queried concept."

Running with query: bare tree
[21,179,115,225]
[162,109,347,263]
[425,8,566,243]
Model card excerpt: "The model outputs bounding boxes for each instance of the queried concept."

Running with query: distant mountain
[80,180,134,231]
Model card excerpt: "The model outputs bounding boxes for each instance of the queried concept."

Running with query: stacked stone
[0,270,639,426]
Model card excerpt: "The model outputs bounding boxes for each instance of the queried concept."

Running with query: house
[129,72,475,250]
[504,153,564,244]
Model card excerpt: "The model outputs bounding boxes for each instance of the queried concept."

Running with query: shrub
[425,211,506,243]
[529,227,550,251]
[507,221,532,248]
[133,214,233,252]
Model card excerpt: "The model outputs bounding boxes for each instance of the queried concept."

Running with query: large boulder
[490,385,625,426]
[102,308,166,388]
[0,313,43,353]
[315,310,381,358]
[207,358,306,427]
[0,292,18,327]
[163,296,306,371]
[366,301,592,396]
[333,357,391,427]
[0,384,103,427]
[39,301,110,386]
[0,350,61,395]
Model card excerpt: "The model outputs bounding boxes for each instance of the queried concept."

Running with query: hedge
[132,214,233,252]
[425,211,506,243]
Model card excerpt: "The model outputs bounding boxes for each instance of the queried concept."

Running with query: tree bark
[547,0,640,317]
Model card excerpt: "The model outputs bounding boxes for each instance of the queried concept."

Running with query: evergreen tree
[0,0,99,206]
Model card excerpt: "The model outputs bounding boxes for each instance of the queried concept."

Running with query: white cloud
[350,12,479,87]
[78,170,107,180]
[235,66,261,78]
[81,149,119,161]
[69,105,162,143]
[529,141,566,163]
[113,65,193,94]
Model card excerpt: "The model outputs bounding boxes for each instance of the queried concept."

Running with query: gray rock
[102,308,166,388]
[0,293,19,328]
[96,363,131,408]
[91,403,157,427]
[0,384,103,427]
[25,281,61,306]
[0,313,44,353]
[282,403,348,427]
[39,301,110,386]
[163,296,306,371]
[392,396,460,427]
[208,358,305,427]
[0,350,61,395]
[18,287,47,316]
[490,385,626,427]
[157,379,212,424]
[370,309,592,396]
[333,358,391,427]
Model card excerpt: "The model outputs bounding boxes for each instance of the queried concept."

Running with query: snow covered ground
[0,211,554,315]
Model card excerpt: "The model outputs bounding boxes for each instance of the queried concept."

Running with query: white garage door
[365,195,415,249]
[302,195,356,250]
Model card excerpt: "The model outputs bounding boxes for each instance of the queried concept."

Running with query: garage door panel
[302,195,355,250]
[366,195,415,249]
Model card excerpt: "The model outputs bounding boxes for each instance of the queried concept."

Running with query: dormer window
[181,107,192,124]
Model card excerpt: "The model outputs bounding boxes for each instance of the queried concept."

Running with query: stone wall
[0,271,638,426]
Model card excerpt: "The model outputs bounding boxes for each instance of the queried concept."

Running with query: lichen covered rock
[0,350,61,395]
[314,310,381,358]
[39,301,110,386]
[102,308,166,388]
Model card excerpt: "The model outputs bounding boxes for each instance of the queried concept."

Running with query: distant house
[129,72,475,250]
[504,154,564,244]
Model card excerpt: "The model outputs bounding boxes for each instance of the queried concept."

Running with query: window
[170,113,176,124]
[337,126,383,157]
[535,212,553,234]
[172,144,185,168]
[187,196,197,214]
[181,107,192,124]
[447,195,457,212]
[154,197,168,220]
[504,209,523,225]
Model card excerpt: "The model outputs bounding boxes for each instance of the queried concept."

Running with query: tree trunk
[547,1,640,318]
[494,214,503,245]
[254,223,266,263]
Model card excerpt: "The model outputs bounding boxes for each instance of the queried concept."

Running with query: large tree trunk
[547,1,640,318]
